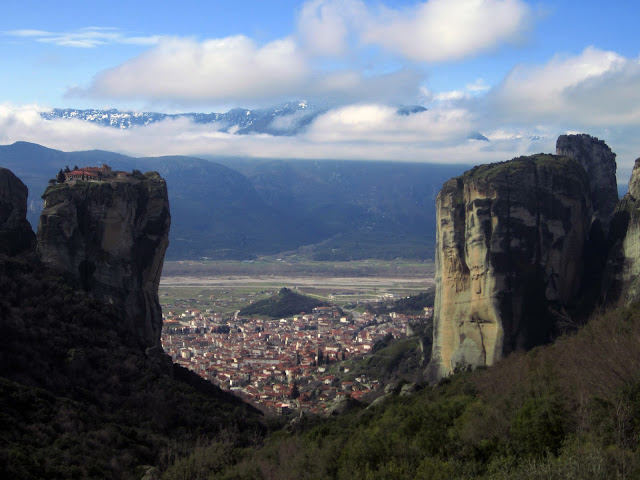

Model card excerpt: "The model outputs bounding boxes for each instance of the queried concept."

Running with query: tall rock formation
[602,158,640,305]
[428,154,595,380]
[37,173,170,349]
[0,167,36,255]
[556,134,618,233]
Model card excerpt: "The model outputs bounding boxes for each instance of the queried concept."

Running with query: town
[161,292,432,415]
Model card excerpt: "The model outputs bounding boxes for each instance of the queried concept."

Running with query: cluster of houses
[161,301,429,414]
[63,164,132,182]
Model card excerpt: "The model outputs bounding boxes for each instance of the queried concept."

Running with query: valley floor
[159,260,434,414]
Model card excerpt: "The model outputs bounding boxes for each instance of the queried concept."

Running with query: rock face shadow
[428,134,622,380]
[37,172,171,349]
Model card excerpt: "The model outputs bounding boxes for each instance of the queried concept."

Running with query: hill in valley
[238,287,329,318]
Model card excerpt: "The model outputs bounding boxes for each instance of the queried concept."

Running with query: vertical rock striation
[556,134,618,233]
[37,173,170,349]
[0,167,36,255]
[428,155,593,380]
[602,158,640,305]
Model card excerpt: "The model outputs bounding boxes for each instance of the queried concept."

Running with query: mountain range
[41,100,323,136]
[0,141,469,260]
[40,103,493,142]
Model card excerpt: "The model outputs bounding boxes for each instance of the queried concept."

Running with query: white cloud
[361,0,531,61]
[296,0,531,62]
[79,34,424,105]
[297,0,366,56]
[489,47,640,126]
[306,104,473,143]
[1,102,638,178]
[51,0,534,106]
[5,27,160,48]
[0,103,479,163]
[465,79,490,92]
[85,36,308,102]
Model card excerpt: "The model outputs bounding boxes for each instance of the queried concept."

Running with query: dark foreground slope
[0,168,265,479]
[0,254,264,480]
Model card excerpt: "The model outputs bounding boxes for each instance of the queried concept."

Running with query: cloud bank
[488,47,640,126]
[69,0,533,105]
[360,0,531,61]
[3,2,639,180]
[0,102,554,169]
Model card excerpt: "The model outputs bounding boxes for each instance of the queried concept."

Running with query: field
[160,259,435,315]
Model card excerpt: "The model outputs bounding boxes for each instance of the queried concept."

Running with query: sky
[1,0,639,183]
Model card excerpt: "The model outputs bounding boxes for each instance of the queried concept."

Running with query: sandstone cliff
[37,173,170,348]
[0,167,36,255]
[428,154,594,379]
[602,157,640,305]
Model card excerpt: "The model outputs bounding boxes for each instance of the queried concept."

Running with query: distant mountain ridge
[41,100,322,136]
[40,101,432,136]
[0,141,470,261]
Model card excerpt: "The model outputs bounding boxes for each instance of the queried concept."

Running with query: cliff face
[428,155,593,379]
[37,173,170,348]
[556,134,618,233]
[603,158,640,305]
[0,167,36,255]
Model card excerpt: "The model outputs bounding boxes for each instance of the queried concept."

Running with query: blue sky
[1,0,639,181]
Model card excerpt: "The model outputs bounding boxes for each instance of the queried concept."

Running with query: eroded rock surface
[428,155,593,379]
[556,134,618,233]
[603,158,640,305]
[0,167,35,255]
[37,173,170,348]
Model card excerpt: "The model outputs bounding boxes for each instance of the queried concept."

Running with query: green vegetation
[462,154,583,183]
[239,288,328,318]
[6,244,640,479]
[339,335,426,384]
[160,302,640,479]
[42,182,69,196]
[363,288,435,316]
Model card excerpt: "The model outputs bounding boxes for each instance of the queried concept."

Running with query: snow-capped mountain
[40,101,432,136]
[41,100,325,136]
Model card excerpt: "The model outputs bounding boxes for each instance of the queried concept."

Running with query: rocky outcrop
[428,154,594,380]
[602,158,640,305]
[37,173,170,349]
[0,167,36,255]
[556,134,618,233]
